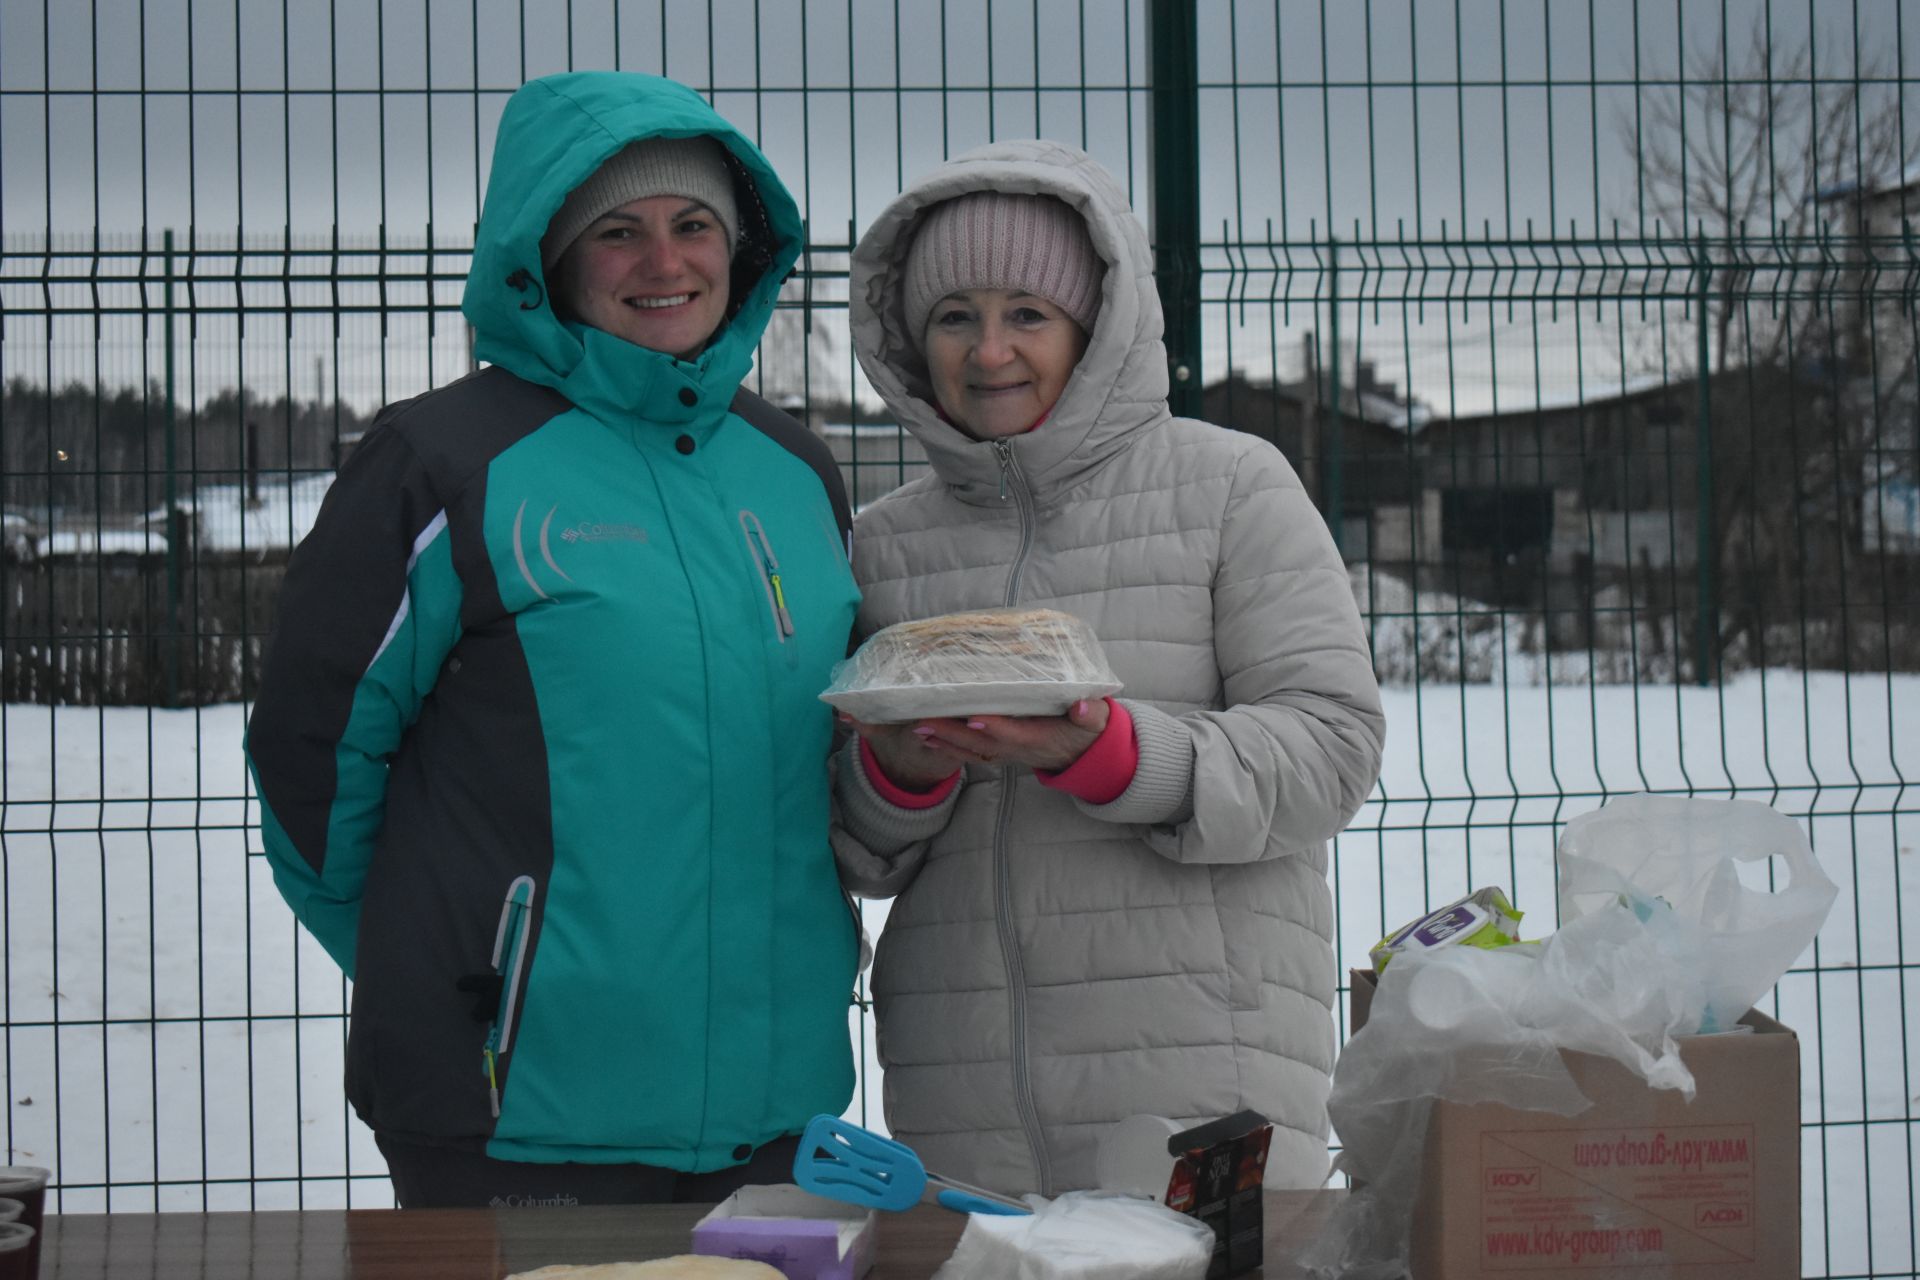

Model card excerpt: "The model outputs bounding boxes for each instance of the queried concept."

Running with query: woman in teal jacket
[245,72,862,1206]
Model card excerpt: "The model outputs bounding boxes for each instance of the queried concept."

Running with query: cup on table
[0,1222,33,1279]
[0,1169,47,1277]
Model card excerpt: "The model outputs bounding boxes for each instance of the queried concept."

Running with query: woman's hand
[911,698,1110,773]
[842,716,970,791]
[845,698,1109,786]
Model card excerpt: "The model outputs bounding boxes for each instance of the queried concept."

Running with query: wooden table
[41,1190,1343,1278]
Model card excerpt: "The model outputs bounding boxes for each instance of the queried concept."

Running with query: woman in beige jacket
[833,140,1386,1197]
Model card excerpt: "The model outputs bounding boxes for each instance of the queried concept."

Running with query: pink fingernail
[1071,700,1088,716]
[967,721,986,731]
[912,726,936,737]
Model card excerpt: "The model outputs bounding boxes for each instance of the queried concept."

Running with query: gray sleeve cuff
[1071,698,1195,826]
[829,734,961,896]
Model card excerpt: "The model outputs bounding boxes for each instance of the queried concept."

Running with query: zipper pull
[745,517,798,639]
[767,571,796,636]
[484,1044,501,1118]
[994,440,1013,501]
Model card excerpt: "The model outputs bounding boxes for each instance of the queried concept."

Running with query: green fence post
[163,228,180,706]
[1326,235,1346,554]
[1148,0,1201,419]
[1694,230,1715,686]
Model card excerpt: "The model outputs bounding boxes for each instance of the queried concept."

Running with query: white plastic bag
[1299,795,1837,1279]
[1558,793,1837,1032]
[931,1191,1215,1280]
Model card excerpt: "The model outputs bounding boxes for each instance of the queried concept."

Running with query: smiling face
[549,195,732,360]
[922,288,1090,440]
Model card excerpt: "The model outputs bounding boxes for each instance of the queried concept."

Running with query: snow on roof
[1434,370,1677,422]
[1814,161,1920,204]
[1356,388,1434,433]
[1224,377,1436,434]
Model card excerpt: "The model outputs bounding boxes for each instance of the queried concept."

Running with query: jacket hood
[464,72,801,422]
[849,140,1171,504]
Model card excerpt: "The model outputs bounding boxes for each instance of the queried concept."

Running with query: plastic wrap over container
[820,607,1122,723]
[1297,795,1837,1280]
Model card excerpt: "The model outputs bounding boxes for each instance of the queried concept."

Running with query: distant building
[1814,162,1920,237]
[1419,377,1709,576]
[1202,358,1431,559]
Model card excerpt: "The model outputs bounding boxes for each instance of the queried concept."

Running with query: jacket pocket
[739,510,796,643]
[482,874,538,1118]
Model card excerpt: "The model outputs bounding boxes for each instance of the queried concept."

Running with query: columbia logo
[560,522,649,543]
[512,501,648,601]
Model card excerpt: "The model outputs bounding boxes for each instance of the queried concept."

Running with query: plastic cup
[0,1222,33,1280]
[0,1170,47,1277]
[1095,1114,1180,1200]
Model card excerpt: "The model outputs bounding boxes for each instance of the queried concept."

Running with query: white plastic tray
[821,678,1122,723]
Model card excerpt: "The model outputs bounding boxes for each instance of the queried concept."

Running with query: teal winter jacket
[246,72,861,1170]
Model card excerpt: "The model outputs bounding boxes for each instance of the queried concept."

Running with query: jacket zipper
[988,438,1052,1193]
[993,442,1039,605]
[482,875,537,1119]
[739,510,796,642]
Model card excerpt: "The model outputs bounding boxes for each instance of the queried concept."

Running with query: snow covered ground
[1,672,1915,1275]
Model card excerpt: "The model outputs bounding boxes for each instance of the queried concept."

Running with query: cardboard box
[691,1183,876,1280]
[1349,968,1800,1279]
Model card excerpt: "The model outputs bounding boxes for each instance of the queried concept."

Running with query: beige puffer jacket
[833,139,1386,1197]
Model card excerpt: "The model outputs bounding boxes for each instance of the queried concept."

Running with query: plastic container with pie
[820,607,1122,723]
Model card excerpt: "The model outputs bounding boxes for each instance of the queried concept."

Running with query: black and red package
[1162,1110,1272,1279]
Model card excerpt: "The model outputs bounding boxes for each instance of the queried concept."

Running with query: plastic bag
[1298,929,1701,1279]
[1297,795,1837,1279]
[931,1190,1216,1280]
[820,607,1122,723]
[1558,793,1837,1032]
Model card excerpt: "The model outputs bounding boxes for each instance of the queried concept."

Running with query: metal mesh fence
[1,1,1915,1273]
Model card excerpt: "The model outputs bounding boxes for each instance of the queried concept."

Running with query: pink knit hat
[902,192,1104,347]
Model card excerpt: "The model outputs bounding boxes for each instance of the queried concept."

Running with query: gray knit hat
[902,192,1104,347]
[540,135,740,268]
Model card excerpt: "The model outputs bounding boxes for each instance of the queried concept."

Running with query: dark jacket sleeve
[245,418,465,977]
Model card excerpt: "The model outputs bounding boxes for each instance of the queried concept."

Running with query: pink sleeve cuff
[860,737,961,809]
[1035,698,1138,805]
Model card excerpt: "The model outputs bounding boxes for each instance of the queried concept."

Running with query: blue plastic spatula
[793,1114,1032,1216]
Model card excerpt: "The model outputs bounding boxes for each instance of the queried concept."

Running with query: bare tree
[1627,20,1917,376]
[1619,20,1920,673]
[752,289,847,417]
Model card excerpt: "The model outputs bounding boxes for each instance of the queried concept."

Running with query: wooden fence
[2,550,289,706]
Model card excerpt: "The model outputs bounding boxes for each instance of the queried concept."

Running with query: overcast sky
[2,0,1915,413]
